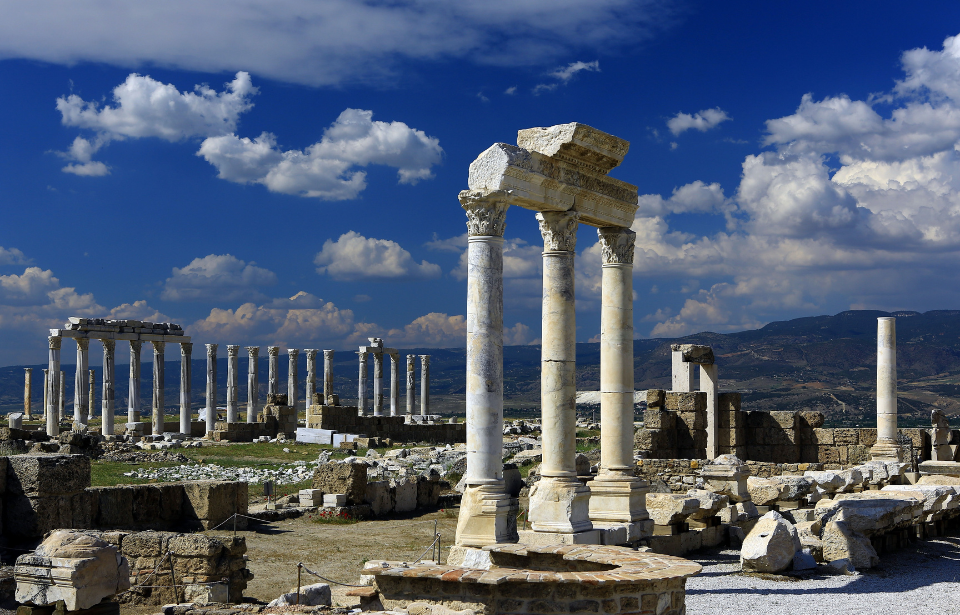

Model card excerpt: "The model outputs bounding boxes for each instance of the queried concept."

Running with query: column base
[588,475,650,524]
[871,440,904,461]
[455,483,519,547]
[528,475,593,534]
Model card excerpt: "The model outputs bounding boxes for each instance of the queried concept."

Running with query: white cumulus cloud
[667,107,731,136]
[534,60,600,94]
[161,254,278,302]
[314,232,441,280]
[197,109,443,199]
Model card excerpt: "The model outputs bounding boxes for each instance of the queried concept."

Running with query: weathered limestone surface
[312,460,368,505]
[15,530,130,611]
[821,520,879,569]
[740,511,799,573]
[645,494,698,526]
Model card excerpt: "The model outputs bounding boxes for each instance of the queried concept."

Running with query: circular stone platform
[368,543,701,615]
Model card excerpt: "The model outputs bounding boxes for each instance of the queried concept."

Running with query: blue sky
[2,1,960,366]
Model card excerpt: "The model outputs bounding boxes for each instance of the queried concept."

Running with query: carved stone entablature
[517,122,630,174]
[598,227,636,265]
[460,190,510,237]
[538,211,580,252]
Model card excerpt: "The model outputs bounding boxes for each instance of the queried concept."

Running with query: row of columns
[357,351,430,416]
[456,193,647,546]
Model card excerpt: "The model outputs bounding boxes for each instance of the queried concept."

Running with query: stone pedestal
[702,461,751,502]
[872,317,903,461]
[456,483,519,547]
[102,339,116,436]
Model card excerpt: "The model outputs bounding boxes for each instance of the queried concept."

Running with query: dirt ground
[206,508,462,608]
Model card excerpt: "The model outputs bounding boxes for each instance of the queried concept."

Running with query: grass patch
[518,462,540,478]
[181,441,333,463]
[576,440,599,453]
[90,461,180,486]
[576,429,600,438]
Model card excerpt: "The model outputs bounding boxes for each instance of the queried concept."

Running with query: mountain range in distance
[0,310,957,429]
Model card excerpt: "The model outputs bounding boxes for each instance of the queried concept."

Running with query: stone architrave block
[671,343,715,365]
[15,530,130,611]
[834,428,859,446]
[665,392,706,413]
[7,455,89,497]
[312,461,368,505]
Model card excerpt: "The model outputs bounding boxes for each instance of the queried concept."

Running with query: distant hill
[2,309,958,428]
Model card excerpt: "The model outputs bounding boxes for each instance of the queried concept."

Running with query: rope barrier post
[233,511,237,537]
[168,551,180,604]
[433,520,438,562]
[297,563,302,605]
[438,534,442,565]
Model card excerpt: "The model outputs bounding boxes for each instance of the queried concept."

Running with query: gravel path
[685,537,960,614]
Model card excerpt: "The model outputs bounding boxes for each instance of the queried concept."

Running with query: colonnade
[355,338,430,417]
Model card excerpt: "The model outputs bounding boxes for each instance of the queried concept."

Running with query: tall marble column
[406,355,416,416]
[455,191,518,548]
[305,349,318,411]
[528,210,593,536]
[701,364,719,459]
[589,228,649,532]
[42,369,49,424]
[372,352,384,416]
[151,341,165,435]
[288,349,300,409]
[226,345,239,423]
[205,343,218,435]
[23,368,32,420]
[420,355,430,417]
[246,347,259,422]
[872,317,902,460]
[46,336,61,437]
[357,352,368,416]
[88,369,96,421]
[102,340,116,436]
[389,353,399,416]
[672,348,695,392]
[128,340,142,424]
[180,342,193,435]
[59,370,66,425]
[267,347,280,396]
[74,338,90,426]
[322,350,334,405]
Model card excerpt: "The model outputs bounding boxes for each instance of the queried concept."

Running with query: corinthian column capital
[460,190,510,237]
[597,227,636,265]
[537,211,579,252]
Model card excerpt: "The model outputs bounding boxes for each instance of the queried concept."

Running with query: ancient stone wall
[308,402,466,444]
[2,455,247,541]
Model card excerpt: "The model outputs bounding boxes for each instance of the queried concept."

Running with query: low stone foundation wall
[75,529,251,605]
[307,403,465,444]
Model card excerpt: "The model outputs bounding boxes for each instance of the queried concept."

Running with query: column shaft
[129,340,142,424]
[288,349,300,408]
[23,368,32,420]
[873,317,902,460]
[102,340,116,436]
[672,350,695,392]
[180,343,193,435]
[74,338,89,426]
[59,370,65,424]
[373,352,384,416]
[267,347,279,396]
[152,342,165,435]
[389,353,399,416]
[322,350,334,405]
[701,364,719,459]
[599,260,634,474]
[406,355,416,415]
[357,352,368,416]
[305,349,318,411]
[226,345,239,423]
[246,347,259,422]
[46,337,61,436]
[42,369,49,425]
[205,344,218,435]
[420,355,430,416]
[88,369,95,420]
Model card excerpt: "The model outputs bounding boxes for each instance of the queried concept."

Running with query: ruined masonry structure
[456,123,648,549]
[46,319,191,438]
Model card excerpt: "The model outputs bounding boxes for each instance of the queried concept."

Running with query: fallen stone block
[740,510,799,573]
[15,530,130,611]
[646,493,699,525]
[686,489,728,519]
[267,582,331,607]
[821,519,878,569]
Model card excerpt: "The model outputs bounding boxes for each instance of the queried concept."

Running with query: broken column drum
[102,339,116,436]
[589,227,650,530]
[46,336,61,436]
[406,354,416,415]
[305,349,318,411]
[322,349,334,405]
[23,368,32,420]
[74,338,89,425]
[129,340,142,424]
[226,345,239,423]
[267,346,280,396]
[151,341,165,435]
[288,348,300,409]
[180,342,192,435]
[246,346,259,423]
[205,343,218,434]
[872,317,902,460]
[455,192,519,547]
